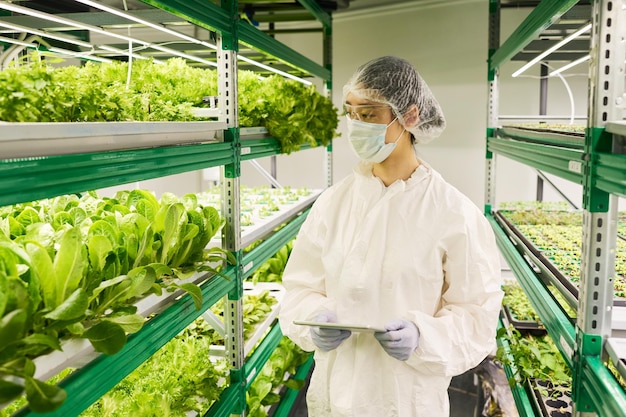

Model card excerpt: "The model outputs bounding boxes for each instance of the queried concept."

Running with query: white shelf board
[0,121,226,159]
[606,337,626,382]
[606,121,626,136]
[241,190,322,248]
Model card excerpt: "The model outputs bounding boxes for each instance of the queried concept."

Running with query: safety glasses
[343,104,392,124]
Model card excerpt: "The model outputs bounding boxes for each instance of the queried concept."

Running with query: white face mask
[346,116,403,163]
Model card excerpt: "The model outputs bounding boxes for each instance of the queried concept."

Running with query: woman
[278,56,503,417]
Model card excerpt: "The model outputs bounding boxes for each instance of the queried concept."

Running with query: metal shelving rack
[0,1,333,416]
[487,1,626,416]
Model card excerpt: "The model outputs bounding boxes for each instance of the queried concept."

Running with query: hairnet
[342,56,446,143]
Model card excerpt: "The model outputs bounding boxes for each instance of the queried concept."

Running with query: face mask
[346,116,403,163]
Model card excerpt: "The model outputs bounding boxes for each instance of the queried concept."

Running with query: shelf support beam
[490,0,580,71]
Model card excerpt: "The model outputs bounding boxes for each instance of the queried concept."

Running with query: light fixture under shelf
[2,0,313,84]
[512,23,592,78]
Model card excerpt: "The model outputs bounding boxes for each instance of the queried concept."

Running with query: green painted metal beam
[594,153,626,199]
[580,355,626,417]
[489,0,580,71]
[240,138,323,161]
[272,354,314,417]
[242,208,310,280]
[488,214,576,368]
[241,138,282,160]
[237,22,330,81]
[16,269,238,417]
[139,0,233,35]
[0,142,234,207]
[296,0,331,29]
[204,383,240,417]
[488,136,583,184]
[244,324,283,390]
[496,320,537,417]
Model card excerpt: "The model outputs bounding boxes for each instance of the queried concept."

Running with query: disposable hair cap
[342,56,446,143]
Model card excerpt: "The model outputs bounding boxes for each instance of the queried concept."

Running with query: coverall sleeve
[278,203,335,352]
[405,211,503,376]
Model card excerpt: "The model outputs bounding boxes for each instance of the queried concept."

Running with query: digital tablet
[293,320,385,333]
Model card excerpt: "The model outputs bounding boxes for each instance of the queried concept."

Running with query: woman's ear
[403,105,419,128]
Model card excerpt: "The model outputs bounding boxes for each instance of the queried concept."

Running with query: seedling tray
[502,305,547,336]
[496,211,626,307]
[499,125,585,150]
[528,379,572,417]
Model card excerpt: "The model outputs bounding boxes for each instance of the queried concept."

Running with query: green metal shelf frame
[488,135,584,185]
[579,354,626,416]
[0,142,235,207]
[15,268,238,417]
[595,152,626,198]
[489,0,580,71]
[240,138,324,161]
[296,0,332,29]
[488,1,626,416]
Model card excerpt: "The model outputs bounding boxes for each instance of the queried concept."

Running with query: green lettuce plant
[0,190,231,413]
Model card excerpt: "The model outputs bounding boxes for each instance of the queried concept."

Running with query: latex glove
[374,319,420,361]
[310,311,351,352]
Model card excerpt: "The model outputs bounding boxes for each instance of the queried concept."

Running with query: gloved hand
[374,319,420,361]
[310,311,351,352]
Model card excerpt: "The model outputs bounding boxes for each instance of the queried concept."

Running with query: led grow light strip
[0,20,151,61]
[73,0,217,50]
[549,54,590,76]
[73,0,312,85]
[0,1,216,67]
[0,35,112,62]
[512,23,592,78]
[238,54,312,85]
[0,21,93,48]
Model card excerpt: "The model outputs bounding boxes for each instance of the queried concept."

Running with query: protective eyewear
[343,104,392,124]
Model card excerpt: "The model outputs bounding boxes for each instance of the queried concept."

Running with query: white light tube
[238,54,312,85]
[97,44,154,61]
[512,23,592,78]
[0,2,150,46]
[0,21,93,48]
[0,35,111,63]
[0,1,215,67]
[74,0,312,84]
[549,54,590,76]
[47,46,112,63]
[73,0,217,50]
[0,20,150,61]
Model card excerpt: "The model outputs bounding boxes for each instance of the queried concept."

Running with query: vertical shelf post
[218,1,246,415]
[323,21,333,187]
[485,0,500,215]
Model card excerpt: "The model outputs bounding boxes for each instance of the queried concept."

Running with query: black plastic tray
[495,211,626,308]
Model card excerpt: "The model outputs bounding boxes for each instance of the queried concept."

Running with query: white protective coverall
[278,160,503,417]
